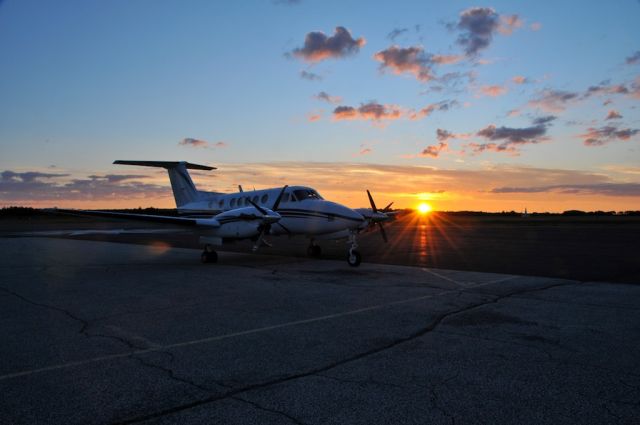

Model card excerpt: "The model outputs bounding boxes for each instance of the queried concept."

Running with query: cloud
[512,75,529,84]
[452,7,521,57]
[409,99,459,120]
[431,54,464,64]
[605,110,623,120]
[531,115,557,126]
[584,81,629,97]
[5,163,638,211]
[479,84,508,97]
[580,125,640,146]
[179,138,226,149]
[314,91,342,104]
[307,113,322,122]
[468,116,555,155]
[477,124,547,144]
[373,45,435,81]
[333,106,358,120]
[358,147,372,155]
[0,170,167,204]
[626,50,640,65]
[497,14,524,35]
[435,128,470,142]
[290,26,365,63]
[528,89,579,112]
[1,170,69,183]
[332,102,401,122]
[179,138,208,148]
[300,70,322,81]
[87,174,148,183]
[490,183,640,197]
[420,142,449,158]
[387,28,408,41]
[529,22,542,31]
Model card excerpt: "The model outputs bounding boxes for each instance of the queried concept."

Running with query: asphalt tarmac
[1,237,639,424]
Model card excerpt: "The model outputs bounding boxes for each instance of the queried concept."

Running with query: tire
[307,244,322,257]
[201,251,218,263]
[347,249,362,267]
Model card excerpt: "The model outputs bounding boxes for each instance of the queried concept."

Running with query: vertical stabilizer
[113,160,216,208]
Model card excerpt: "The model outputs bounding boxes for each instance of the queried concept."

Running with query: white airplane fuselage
[179,185,365,237]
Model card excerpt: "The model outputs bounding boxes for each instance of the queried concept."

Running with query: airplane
[56,160,395,267]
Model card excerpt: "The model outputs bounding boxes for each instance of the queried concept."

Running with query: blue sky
[0,0,639,210]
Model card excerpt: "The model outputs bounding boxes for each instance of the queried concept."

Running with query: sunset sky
[1,0,639,211]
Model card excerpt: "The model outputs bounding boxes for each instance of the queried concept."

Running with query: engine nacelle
[214,207,262,238]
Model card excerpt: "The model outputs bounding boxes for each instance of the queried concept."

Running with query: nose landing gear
[201,244,218,263]
[307,240,322,257]
[346,232,362,267]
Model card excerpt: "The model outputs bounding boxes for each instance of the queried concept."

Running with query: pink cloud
[479,84,508,97]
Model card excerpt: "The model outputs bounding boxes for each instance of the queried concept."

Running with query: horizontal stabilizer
[113,160,216,170]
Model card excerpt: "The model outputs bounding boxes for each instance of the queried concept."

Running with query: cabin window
[219,200,224,209]
[230,198,236,208]
[289,192,296,202]
[261,194,268,204]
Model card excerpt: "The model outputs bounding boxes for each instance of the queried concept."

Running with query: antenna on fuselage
[238,185,243,192]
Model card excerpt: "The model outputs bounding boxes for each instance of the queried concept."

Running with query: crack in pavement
[130,350,307,425]
[109,280,578,425]
[0,285,89,335]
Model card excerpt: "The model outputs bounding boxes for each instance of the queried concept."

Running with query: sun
[417,202,432,214]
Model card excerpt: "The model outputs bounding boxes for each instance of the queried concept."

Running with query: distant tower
[522,207,529,218]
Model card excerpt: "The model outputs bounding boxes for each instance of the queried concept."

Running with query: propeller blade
[382,202,394,212]
[366,190,378,213]
[377,222,388,243]
[248,199,268,216]
[272,185,289,211]
[276,222,292,235]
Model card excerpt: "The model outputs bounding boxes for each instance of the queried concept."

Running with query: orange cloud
[432,54,464,64]
[479,85,508,97]
[333,102,401,122]
[512,76,528,84]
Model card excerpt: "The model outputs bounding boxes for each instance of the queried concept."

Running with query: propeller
[365,189,393,243]
[251,185,289,251]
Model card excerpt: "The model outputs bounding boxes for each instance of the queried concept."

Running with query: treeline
[0,206,179,217]
[407,209,640,216]
[1,206,639,217]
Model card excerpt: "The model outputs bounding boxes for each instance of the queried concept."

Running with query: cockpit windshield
[292,189,323,201]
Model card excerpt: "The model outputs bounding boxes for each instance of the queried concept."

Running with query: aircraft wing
[49,209,220,228]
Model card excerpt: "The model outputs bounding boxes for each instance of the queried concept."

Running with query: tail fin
[114,160,216,207]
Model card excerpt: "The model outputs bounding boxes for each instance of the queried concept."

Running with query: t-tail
[113,160,217,208]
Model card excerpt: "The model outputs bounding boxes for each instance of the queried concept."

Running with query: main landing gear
[307,240,322,257]
[201,244,218,263]
[347,232,362,267]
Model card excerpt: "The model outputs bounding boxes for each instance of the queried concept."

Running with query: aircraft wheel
[347,249,361,267]
[307,244,322,257]
[201,250,218,263]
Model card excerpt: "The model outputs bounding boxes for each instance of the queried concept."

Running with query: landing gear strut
[201,244,218,263]
[347,232,362,267]
[307,240,322,257]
